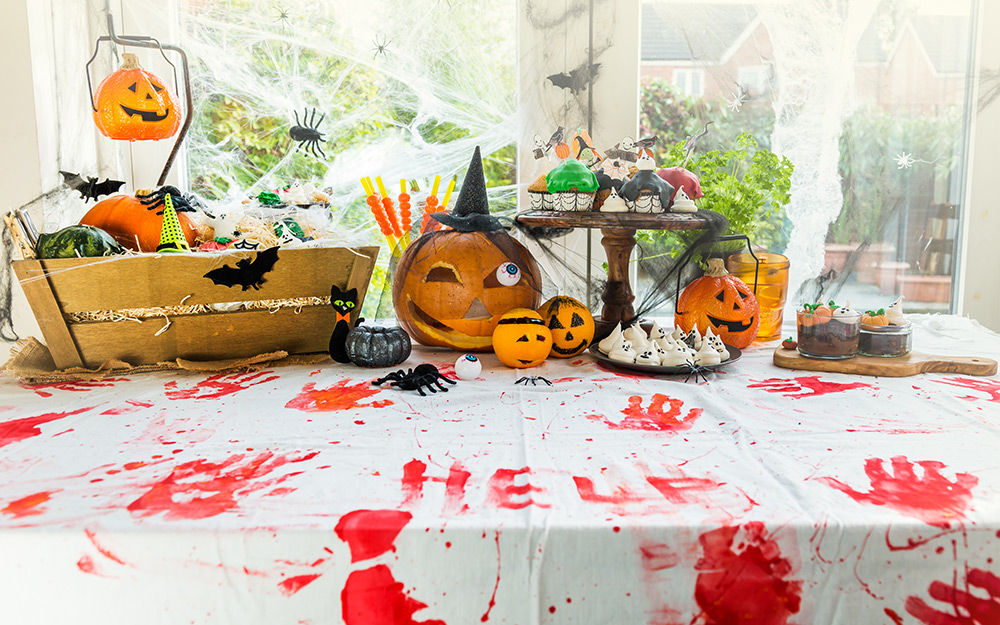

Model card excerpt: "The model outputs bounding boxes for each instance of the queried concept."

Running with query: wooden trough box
[12,246,379,370]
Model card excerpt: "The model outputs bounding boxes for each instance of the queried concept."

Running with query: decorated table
[1,314,999,625]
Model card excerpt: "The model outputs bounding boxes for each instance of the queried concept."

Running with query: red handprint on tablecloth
[285,379,393,412]
[936,377,1000,402]
[164,371,280,400]
[747,375,873,399]
[586,393,702,432]
[21,378,129,398]
[817,456,979,527]
[905,567,1000,624]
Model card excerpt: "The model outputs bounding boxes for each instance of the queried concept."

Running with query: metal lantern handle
[673,234,760,316]
[85,13,193,187]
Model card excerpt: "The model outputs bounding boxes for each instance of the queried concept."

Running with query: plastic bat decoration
[546,63,601,95]
[59,171,125,202]
[203,246,280,291]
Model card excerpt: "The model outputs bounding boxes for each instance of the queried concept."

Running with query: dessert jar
[858,321,912,357]
[796,309,860,360]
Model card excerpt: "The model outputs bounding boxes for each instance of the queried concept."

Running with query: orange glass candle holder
[726,252,789,342]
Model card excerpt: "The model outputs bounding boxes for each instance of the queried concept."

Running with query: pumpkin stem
[120,53,142,70]
[704,258,729,277]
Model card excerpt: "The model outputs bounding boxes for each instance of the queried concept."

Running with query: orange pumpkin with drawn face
[93,53,181,141]
[675,258,760,348]
[392,230,542,351]
[492,309,552,368]
[537,296,594,358]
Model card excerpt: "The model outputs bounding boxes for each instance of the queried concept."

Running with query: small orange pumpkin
[861,309,888,326]
[537,295,594,358]
[93,53,181,141]
[80,193,196,252]
[492,309,552,368]
[675,258,760,348]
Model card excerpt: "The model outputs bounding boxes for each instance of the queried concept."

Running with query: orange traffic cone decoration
[156,193,190,253]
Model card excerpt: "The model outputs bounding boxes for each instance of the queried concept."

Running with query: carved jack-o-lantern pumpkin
[392,146,542,351]
[675,258,760,348]
[93,53,181,141]
[393,230,541,351]
[537,295,594,358]
[492,309,552,368]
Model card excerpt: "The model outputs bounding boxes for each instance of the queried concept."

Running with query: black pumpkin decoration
[345,325,412,368]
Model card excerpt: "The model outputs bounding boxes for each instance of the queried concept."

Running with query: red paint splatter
[1,491,54,518]
[20,378,127,397]
[165,371,280,400]
[486,468,550,510]
[587,394,701,432]
[884,608,904,625]
[816,456,978,528]
[694,522,802,625]
[127,451,319,520]
[573,476,646,505]
[85,529,127,565]
[905,567,1000,624]
[100,400,155,415]
[646,474,723,504]
[640,543,679,571]
[341,564,446,625]
[747,375,873,399]
[77,555,96,574]
[480,531,501,622]
[936,377,1000,402]
[0,407,92,448]
[286,379,393,412]
[401,460,470,515]
[278,574,323,596]
[335,509,413,563]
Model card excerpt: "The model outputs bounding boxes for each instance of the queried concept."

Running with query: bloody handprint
[164,371,280,400]
[587,393,702,432]
[747,375,872,399]
[905,567,1000,625]
[817,456,979,527]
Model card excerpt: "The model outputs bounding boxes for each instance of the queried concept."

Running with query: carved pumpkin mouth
[409,298,452,331]
[120,104,170,122]
[406,296,493,350]
[552,339,588,355]
[707,314,754,333]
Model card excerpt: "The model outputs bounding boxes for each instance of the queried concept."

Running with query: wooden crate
[12,246,379,369]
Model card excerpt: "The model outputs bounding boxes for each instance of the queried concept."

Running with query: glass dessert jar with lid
[858,320,912,357]
[796,305,860,360]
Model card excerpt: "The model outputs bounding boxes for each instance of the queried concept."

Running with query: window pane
[640,0,975,315]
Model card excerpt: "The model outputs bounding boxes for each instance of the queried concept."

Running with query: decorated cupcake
[619,155,674,213]
[527,174,552,210]
[592,171,624,211]
[657,166,703,204]
[546,159,599,211]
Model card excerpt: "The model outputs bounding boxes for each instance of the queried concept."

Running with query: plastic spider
[137,186,198,215]
[373,364,456,396]
[289,108,327,159]
[275,7,290,27]
[371,34,391,59]
[682,360,711,384]
[515,376,552,386]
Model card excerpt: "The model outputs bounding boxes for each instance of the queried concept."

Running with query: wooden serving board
[773,347,997,377]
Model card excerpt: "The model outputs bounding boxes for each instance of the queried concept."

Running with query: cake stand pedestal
[514,210,711,335]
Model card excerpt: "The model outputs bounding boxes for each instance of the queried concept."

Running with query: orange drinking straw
[376,176,403,239]
[362,177,397,250]
[398,178,412,249]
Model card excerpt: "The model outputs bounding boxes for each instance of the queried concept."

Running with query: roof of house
[641,3,758,63]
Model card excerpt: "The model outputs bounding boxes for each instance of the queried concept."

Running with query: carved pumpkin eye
[494,262,521,287]
[425,265,461,284]
[128,82,137,93]
[715,290,726,302]
[570,312,585,327]
[737,289,750,299]
[549,316,565,329]
[152,84,163,93]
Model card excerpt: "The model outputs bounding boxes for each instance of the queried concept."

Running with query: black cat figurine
[329,285,359,363]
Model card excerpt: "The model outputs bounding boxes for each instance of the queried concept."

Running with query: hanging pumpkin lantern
[491,309,552,368]
[79,192,196,252]
[93,53,181,141]
[393,147,542,351]
[537,295,594,358]
[675,258,760,348]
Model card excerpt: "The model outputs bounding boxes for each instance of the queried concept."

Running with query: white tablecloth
[1,315,999,624]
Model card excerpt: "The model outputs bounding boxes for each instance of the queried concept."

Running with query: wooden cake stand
[515,211,711,333]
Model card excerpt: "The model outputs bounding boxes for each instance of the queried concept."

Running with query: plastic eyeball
[454,353,481,381]
[495,263,521,286]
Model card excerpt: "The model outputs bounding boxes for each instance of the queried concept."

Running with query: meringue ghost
[658,342,691,367]
[885,296,906,326]
[608,338,636,363]
[694,339,722,365]
[598,323,623,355]
[634,348,661,366]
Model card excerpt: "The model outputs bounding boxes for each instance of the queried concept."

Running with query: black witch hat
[431,146,505,232]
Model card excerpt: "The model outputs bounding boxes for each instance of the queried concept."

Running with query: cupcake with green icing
[545,159,599,212]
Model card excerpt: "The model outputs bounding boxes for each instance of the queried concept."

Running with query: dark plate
[588,342,742,374]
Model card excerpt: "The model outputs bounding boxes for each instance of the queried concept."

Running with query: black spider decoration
[275,6,290,27]
[289,108,327,159]
[515,376,552,386]
[681,360,712,384]
[371,34,391,59]
[373,363,456,396]
[137,186,198,215]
